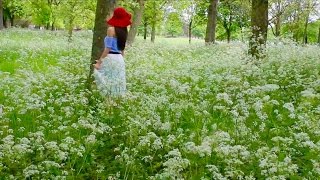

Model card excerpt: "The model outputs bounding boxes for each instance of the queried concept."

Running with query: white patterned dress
[93,37,126,96]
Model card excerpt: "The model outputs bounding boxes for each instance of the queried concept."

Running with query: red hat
[107,7,132,27]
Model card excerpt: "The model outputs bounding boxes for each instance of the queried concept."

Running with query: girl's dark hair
[115,27,128,51]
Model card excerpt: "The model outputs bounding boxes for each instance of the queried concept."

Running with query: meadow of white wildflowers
[0,29,320,179]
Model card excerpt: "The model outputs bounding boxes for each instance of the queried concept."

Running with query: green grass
[0,28,320,179]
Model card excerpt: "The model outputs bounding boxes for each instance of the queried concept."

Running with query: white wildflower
[8,129,13,134]
[96,164,105,173]
[311,160,320,175]
[262,95,270,101]
[63,137,75,144]
[18,127,25,132]
[85,134,97,144]
[2,135,15,146]
[206,165,227,180]
[159,149,190,179]
[160,122,171,131]
[56,150,68,161]
[0,105,3,117]
[152,138,163,150]
[166,135,176,144]
[216,93,233,105]
[23,165,40,178]
[142,155,153,163]
[45,141,59,151]
[283,102,295,113]
[42,161,61,168]
[301,89,316,98]
[260,84,280,92]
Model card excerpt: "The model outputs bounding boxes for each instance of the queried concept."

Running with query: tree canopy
[0,0,319,45]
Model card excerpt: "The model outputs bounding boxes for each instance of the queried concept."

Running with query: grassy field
[0,28,320,179]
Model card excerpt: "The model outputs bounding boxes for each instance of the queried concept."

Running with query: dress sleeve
[104,36,113,49]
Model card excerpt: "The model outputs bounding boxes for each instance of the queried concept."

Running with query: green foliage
[3,0,25,20]
[60,0,94,29]
[282,20,320,43]
[191,24,206,38]
[165,12,183,37]
[118,0,139,10]
[140,0,170,41]
[1,29,320,179]
[217,0,250,41]
[1,0,320,45]
[27,0,52,26]
[3,0,95,29]
[271,0,320,43]
[193,0,210,25]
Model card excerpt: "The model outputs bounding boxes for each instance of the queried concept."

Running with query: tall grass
[0,28,320,179]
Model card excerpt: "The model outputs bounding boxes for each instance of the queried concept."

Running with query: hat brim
[107,17,132,27]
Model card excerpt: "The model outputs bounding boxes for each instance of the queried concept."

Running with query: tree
[173,0,205,44]
[249,0,268,59]
[26,0,94,31]
[165,12,183,37]
[281,0,320,43]
[127,0,145,45]
[205,0,219,44]
[41,0,61,30]
[268,0,291,37]
[59,0,93,41]
[218,0,248,43]
[0,0,4,29]
[47,0,61,30]
[205,0,218,44]
[28,0,53,28]
[290,1,304,42]
[142,15,148,40]
[3,0,25,27]
[64,0,80,41]
[180,0,197,43]
[236,0,251,42]
[150,1,157,43]
[87,0,116,88]
[301,0,319,44]
[143,0,168,43]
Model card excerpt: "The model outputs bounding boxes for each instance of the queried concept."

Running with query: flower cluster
[0,29,320,179]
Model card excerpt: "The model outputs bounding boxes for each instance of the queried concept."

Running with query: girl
[94,7,132,96]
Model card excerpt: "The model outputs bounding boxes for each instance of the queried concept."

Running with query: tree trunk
[143,21,147,40]
[227,29,231,43]
[318,26,320,46]
[227,14,232,43]
[151,21,156,43]
[127,0,145,45]
[293,3,301,42]
[249,0,268,59]
[87,0,116,89]
[67,18,74,42]
[5,19,9,28]
[223,14,232,43]
[303,13,309,44]
[150,0,159,43]
[205,0,218,44]
[51,21,55,31]
[275,16,281,36]
[188,19,192,44]
[239,20,244,42]
[0,0,4,30]
[274,0,281,37]
[10,16,14,27]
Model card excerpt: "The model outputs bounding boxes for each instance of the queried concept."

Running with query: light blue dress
[93,36,126,96]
